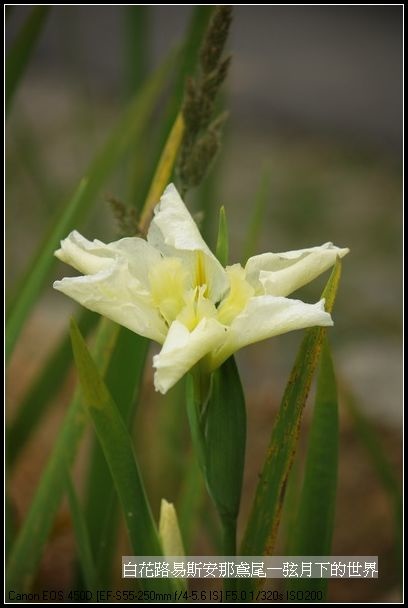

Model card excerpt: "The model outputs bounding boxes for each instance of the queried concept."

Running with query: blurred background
[6,6,402,602]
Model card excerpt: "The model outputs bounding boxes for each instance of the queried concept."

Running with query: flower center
[216,264,254,325]
[148,255,254,331]
[148,257,189,325]
[178,285,217,331]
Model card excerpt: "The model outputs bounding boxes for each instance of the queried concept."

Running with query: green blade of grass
[124,6,150,97]
[69,320,177,594]
[205,356,246,527]
[6,55,173,360]
[6,318,120,592]
[204,356,246,593]
[6,7,50,114]
[239,260,342,586]
[65,472,98,591]
[186,357,247,528]
[7,309,98,467]
[186,356,246,593]
[287,337,339,599]
[280,448,302,555]
[83,330,149,583]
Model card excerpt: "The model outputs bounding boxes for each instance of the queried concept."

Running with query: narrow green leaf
[201,495,223,554]
[65,473,98,591]
[186,355,246,572]
[6,55,172,360]
[70,319,179,594]
[215,205,229,266]
[205,357,246,524]
[6,7,50,114]
[205,355,245,591]
[240,259,342,567]
[124,6,150,96]
[280,450,302,555]
[83,330,149,583]
[287,338,339,599]
[7,309,98,467]
[69,320,160,557]
[6,318,119,592]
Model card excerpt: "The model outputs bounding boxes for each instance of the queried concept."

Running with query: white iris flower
[54,184,349,394]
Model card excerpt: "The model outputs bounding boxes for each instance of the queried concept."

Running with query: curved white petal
[55,230,116,275]
[147,184,228,302]
[245,243,349,297]
[55,230,162,287]
[153,318,227,394]
[103,236,162,287]
[211,296,333,368]
[53,260,167,344]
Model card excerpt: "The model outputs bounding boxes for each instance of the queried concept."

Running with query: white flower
[54,184,349,394]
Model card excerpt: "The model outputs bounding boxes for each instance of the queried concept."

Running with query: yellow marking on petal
[217,264,255,325]
[178,286,217,331]
[149,257,189,325]
[195,251,209,297]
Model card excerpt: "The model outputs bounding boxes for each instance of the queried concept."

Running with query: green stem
[221,515,237,594]
[221,514,236,555]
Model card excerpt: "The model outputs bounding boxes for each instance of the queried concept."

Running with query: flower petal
[153,318,227,394]
[211,295,333,368]
[53,260,167,344]
[147,183,228,302]
[245,243,349,297]
[55,230,116,275]
[104,236,163,288]
[55,230,163,287]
